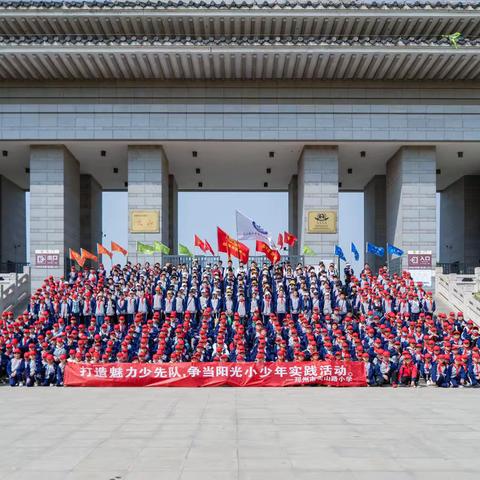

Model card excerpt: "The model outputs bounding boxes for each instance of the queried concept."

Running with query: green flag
[153,240,170,254]
[303,245,316,255]
[179,244,193,257]
[137,242,155,254]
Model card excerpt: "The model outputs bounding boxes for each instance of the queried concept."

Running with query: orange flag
[81,249,98,263]
[69,248,85,268]
[194,235,207,253]
[111,241,128,256]
[217,227,249,264]
[97,243,113,259]
[256,240,281,265]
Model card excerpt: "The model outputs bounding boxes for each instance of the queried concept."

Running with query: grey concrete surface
[0,387,479,480]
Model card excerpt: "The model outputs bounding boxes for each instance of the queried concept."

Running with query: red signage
[407,252,432,270]
[34,250,60,268]
[65,361,367,388]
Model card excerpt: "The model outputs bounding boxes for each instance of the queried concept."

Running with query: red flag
[217,227,249,264]
[81,249,98,263]
[204,239,215,256]
[194,235,207,253]
[97,243,113,259]
[284,231,297,247]
[69,248,85,268]
[217,227,230,254]
[256,240,281,265]
[277,233,284,249]
[111,241,128,256]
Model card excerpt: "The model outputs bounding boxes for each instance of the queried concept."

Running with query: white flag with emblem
[236,210,273,245]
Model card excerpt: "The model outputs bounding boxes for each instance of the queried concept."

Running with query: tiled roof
[0,34,476,46]
[0,1,478,11]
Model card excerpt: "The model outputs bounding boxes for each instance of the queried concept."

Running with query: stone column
[128,146,169,264]
[386,146,437,269]
[80,174,103,255]
[168,175,178,255]
[440,175,480,266]
[0,175,26,268]
[288,175,298,256]
[30,145,80,289]
[298,146,339,262]
[364,175,386,272]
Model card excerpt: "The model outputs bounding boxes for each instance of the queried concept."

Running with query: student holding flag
[344,262,354,286]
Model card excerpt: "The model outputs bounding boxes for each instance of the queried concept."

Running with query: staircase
[0,267,30,314]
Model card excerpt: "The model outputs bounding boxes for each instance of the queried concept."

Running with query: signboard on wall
[307,210,337,234]
[407,250,433,287]
[35,250,60,268]
[407,252,433,270]
[130,210,160,233]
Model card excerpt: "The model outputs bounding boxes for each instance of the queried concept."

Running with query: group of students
[0,258,478,388]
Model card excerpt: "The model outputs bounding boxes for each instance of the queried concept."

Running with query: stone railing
[435,266,480,324]
[0,266,30,314]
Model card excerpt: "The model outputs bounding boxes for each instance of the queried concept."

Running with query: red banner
[217,227,250,264]
[64,361,366,388]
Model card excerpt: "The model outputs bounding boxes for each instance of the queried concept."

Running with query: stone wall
[30,146,80,289]
[0,81,479,142]
[298,146,339,262]
[386,146,437,268]
[0,175,26,265]
[127,146,169,264]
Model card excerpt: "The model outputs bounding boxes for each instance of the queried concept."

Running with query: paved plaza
[0,387,478,480]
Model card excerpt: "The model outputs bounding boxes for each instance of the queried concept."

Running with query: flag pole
[386,243,390,273]
[365,242,368,269]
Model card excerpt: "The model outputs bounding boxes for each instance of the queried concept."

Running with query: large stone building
[0,0,479,287]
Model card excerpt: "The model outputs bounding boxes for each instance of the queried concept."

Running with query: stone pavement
[0,387,479,480]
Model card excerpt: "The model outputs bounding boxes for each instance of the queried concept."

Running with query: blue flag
[387,243,404,257]
[334,245,346,262]
[366,242,385,257]
[351,242,360,262]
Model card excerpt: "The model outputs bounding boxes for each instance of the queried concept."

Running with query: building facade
[0,0,479,287]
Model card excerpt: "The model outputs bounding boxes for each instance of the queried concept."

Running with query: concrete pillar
[80,175,102,255]
[364,175,386,272]
[128,146,169,264]
[168,175,178,255]
[288,175,298,255]
[298,146,339,262]
[440,175,480,267]
[0,175,26,268]
[30,145,80,289]
[386,146,436,269]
